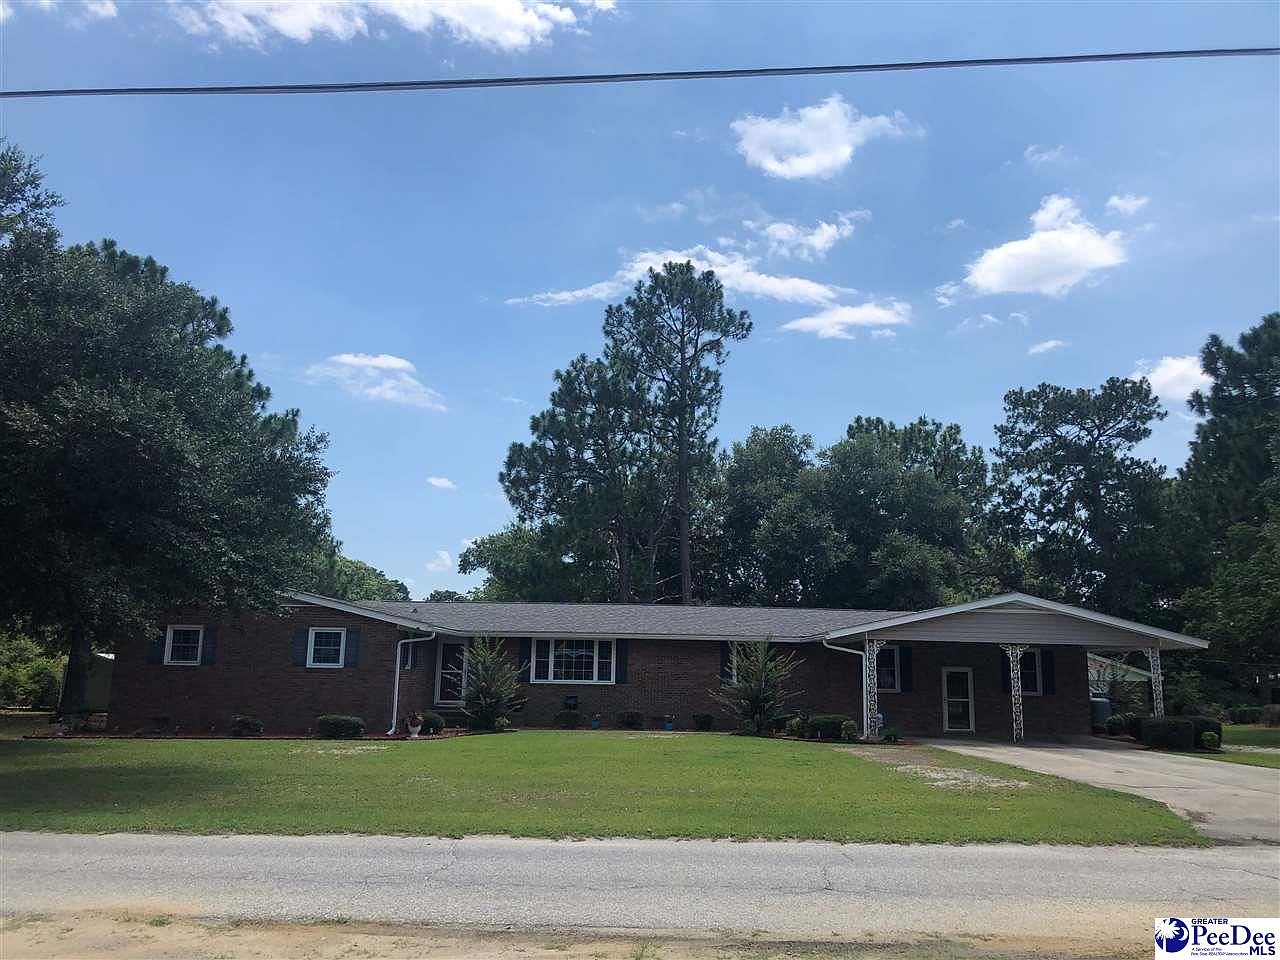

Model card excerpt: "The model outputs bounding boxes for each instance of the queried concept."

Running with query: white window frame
[1019,647,1043,696]
[876,644,901,693]
[400,643,416,671]
[164,625,204,666]
[435,638,468,705]
[306,627,346,669]
[942,666,976,733]
[530,637,616,685]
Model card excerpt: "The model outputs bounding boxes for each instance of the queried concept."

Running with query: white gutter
[386,633,436,735]
[822,637,870,740]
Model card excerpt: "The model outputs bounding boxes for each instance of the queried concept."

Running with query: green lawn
[1223,724,1280,748]
[1182,749,1280,769]
[0,731,1201,844]
[0,710,52,740]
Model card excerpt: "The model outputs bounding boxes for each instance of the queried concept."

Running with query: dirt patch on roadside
[836,746,1030,789]
[0,913,1149,960]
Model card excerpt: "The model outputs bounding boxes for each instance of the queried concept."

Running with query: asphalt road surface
[4,832,1278,941]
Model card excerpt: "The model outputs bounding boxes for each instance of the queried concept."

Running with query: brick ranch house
[108,592,1205,741]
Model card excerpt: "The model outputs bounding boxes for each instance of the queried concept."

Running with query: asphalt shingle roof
[349,600,910,641]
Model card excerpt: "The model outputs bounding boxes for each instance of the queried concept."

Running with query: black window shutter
[719,642,732,682]
[1041,649,1056,694]
[898,646,913,692]
[146,630,164,665]
[345,629,361,667]
[201,626,218,665]
[1000,650,1011,692]
[291,628,308,666]
[615,638,629,683]
[519,637,532,683]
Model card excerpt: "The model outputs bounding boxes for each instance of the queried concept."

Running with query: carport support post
[999,643,1028,742]
[863,637,884,739]
[1145,647,1165,718]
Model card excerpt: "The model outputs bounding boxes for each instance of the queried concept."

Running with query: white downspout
[386,633,436,735]
[822,637,870,741]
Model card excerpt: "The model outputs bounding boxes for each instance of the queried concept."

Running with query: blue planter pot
[590,719,601,730]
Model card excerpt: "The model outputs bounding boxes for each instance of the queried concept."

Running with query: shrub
[0,635,65,709]
[712,640,798,736]
[783,716,809,738]
[230,715,264,737]
[421,711,445,734]
[315,715,364,739]
[1227,705,1264,725]
[616,710,644,730]
[554,709,581,729]
[1262,704,1280,727]
[691,713,714,731]
[882,727,901,743]
[1185,715,1222,745]
[464,636,527,731]
[808,714,850,740]
[1140,718,1196,751]
[1104,715,1126,736]
[840,720,860,742]
[1200,731,1221,751]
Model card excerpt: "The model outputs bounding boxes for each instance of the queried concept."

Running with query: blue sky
[4,0,1278,595]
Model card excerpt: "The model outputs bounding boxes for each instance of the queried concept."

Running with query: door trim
[434,638,467,706]
[941,666,975,733]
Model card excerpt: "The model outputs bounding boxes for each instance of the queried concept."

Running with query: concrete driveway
[932,737,1280,844]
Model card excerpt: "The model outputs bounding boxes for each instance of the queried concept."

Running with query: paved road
[931,738,1280,844]
[4,832,1278,941]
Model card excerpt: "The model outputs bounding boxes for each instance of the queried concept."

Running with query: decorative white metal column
[1145,647,1165,718]
[999,643,1028,742]
[864,637,884,739]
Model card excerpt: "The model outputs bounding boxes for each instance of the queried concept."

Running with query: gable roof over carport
[823,593,1207,650]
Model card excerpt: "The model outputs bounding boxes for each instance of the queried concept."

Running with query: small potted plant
[590,712,602,730]
[405,711,425,739]
[663,714,675,731]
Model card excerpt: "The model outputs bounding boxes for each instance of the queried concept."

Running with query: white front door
[942,667,975,733]
[435,639,467,706]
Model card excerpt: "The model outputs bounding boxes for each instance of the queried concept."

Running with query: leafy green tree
[0,142,332,713]
[298,539,409,601]
[463,636,527,730]
[992,378,1173,620]
[712,640,798,734]
[604,262,751,602]
[501,353,671,601]
[459,522,616,601]
[426,589,467,602]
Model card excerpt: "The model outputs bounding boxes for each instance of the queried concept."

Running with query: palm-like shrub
[712,640,797,735]
[463,637,527,731]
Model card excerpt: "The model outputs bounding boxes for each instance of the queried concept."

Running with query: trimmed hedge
[782,716,809,738]
[1226,705,1264,725]
[421,711,445,734]
[1140,718,1196,750]
[840,720,859,742]
[808,714,851,740]
[315,715,365,739]
[230,715,264,738]
[554,709,581,729]
[1263,704,1280,727]
[1200,731,1221,751]
[1186,715,1222,745]
[616,710,644,730]
[691,713,715,731]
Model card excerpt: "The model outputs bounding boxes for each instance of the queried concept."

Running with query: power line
[3,46,1277,100]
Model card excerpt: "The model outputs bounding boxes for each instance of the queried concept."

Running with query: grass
[1223,724,1280,748]
[0,709,52,740]
[0,731,1202,845]
[1177,749,1280,769]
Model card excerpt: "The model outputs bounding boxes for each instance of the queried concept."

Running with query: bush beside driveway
[0,731,1200,844]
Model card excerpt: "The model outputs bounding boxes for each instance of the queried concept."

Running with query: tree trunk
[614,529,632,603]
[60,624,93,717]
[677,411,692,604]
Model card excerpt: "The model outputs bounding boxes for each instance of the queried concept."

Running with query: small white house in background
[1088,652,1153,710]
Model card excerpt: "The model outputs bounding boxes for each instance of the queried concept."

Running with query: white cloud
[0,2,12,21]
[743,210,869,261]
[424,550,454,573]
[6,0,116,21]
[1106,193,1151,217]
[306,352,447,410]
[944,195,1127,300]
[170,0,604,50]
[869,328,898,340]
[426,476,457,489]
[730,94,915,181]
[508,245,851,308]
[501,395,527,405]
[82,0,116,18]
[639,200,686,221]
[780,300,912,341]
[1028,339,1068,355]
[942,218,968,232]
[1023,144,1066,167]
[1131,355,1210,405]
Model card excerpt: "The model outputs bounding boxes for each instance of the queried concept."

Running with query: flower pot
[664,720,674,731]
[590,719,601,730]
[407,723,423,739]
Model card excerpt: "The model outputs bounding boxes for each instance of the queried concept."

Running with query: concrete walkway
[3,832,1278,941]
[931,737,1280,844]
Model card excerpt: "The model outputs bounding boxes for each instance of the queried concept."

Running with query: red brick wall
[108,608,1089,738]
